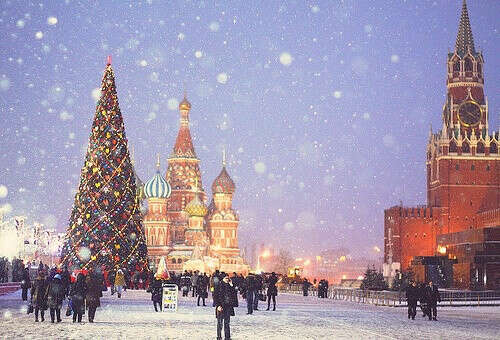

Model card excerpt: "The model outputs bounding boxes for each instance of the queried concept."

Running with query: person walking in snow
[150,277,163,312]
[69,273,87,323]
[266,272,278,311]
[114,269,125,298]
[302,278,311,296]
[244,273,256,315]
[191,271,199,297]
[253,274,263,311]
[197,273,209,306]
[180,271,191,297]
[425,281,441,321]
[405,281,418,320]
[46,273,65,323]
[21,265,31,301]
[31,271,48,322]
[86,272,102,322]
[214,273,238,340]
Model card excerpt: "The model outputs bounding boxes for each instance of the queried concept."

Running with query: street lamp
[257,250,270,273]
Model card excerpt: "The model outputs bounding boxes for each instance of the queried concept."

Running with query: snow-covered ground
[0,289,499,339]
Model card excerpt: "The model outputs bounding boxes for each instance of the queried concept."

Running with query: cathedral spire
[455,0,475,56]
[172,93,196,158]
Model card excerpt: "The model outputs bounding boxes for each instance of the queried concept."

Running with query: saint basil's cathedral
[139,96,249,275]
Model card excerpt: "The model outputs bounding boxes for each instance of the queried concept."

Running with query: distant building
[142,96,249,274]
[383,1,500,290]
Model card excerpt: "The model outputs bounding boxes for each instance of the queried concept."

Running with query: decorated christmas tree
[60,57,148,273]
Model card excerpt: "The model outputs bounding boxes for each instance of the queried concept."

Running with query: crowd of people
[406,281,441,321]
[6,259,447,340]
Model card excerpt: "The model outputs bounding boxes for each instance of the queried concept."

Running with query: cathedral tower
[165,95,206,242]
[143,155,171,265]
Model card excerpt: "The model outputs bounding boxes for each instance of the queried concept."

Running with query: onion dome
[144,156,171,199]
[212,167,235,194]
[185,192,207,217]
[179,95,191,111]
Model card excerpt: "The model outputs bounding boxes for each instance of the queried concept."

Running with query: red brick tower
[384,1,500,289]
[427,0,499,233]
[165,95,206,243]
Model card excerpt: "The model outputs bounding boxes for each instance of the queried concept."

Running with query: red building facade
[384,1,500,289]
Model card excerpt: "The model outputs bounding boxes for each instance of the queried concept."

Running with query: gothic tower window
[477,63,482,75]
[464,58,473,72]
[462,141,470,153]
[490,142,498,154]
[449,141,458,153]
[476,142,485,154]
[453,60,460,72]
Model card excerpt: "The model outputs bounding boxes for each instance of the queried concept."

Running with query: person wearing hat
[266,272,279,311]
[213,273,238,340]
[86,271,103,322]
[405,281,418,320]
[31,271,48,322]
[46,273,65,323]
[114,269,125,298]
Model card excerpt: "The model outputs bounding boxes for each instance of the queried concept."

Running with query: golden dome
[179,95,191,111]
[185,193,207,217]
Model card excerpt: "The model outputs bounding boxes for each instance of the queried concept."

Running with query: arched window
[476,142,485,154]
[453,61,460,72]
[462,142,470,153]
[449,140,458,153]
[491,142,498,154]
[464,58,473,72]
[477,63,482,75]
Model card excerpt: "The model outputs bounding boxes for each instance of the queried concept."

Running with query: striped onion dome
[212,166,235,194]
[144,169,171,199]
[185,192,207,217]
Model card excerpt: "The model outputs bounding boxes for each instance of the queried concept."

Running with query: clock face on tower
[458,101,481,127]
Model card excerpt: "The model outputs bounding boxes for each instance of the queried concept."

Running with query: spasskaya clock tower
[443,0,487,139]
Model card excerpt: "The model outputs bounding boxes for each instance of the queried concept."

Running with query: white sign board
[162,284,178,312]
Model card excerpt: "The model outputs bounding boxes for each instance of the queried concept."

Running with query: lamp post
[257,250,270,273]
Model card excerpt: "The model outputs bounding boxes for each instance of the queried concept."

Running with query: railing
[278,284,500,307]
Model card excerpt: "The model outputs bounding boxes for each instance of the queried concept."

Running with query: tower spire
[455,0,475,56]
[222,147,226,167]
[156,153,160,172]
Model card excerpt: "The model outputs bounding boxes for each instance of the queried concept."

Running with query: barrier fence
[278,284,500,307]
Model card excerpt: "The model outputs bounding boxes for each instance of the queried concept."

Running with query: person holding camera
[213,273,238,340]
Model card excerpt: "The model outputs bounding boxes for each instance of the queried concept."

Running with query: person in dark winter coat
[31,271,48,322]
[213,274,238,340]
[266,272,278,311]
[61,267,71,296]
[86,272,102,322]
[405,281,418,320]
[150,278,163,312]
[302,278,311,296]
[69,273,87,323]
[244,274,256,314]
[46,274,65,323]
[425,281,441,321]
[418,283,429,318]
[21,266,31,301]
[253,274,263,311]
[197,273,209,306]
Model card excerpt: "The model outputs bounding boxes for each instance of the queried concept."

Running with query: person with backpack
[46,273,65,323]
